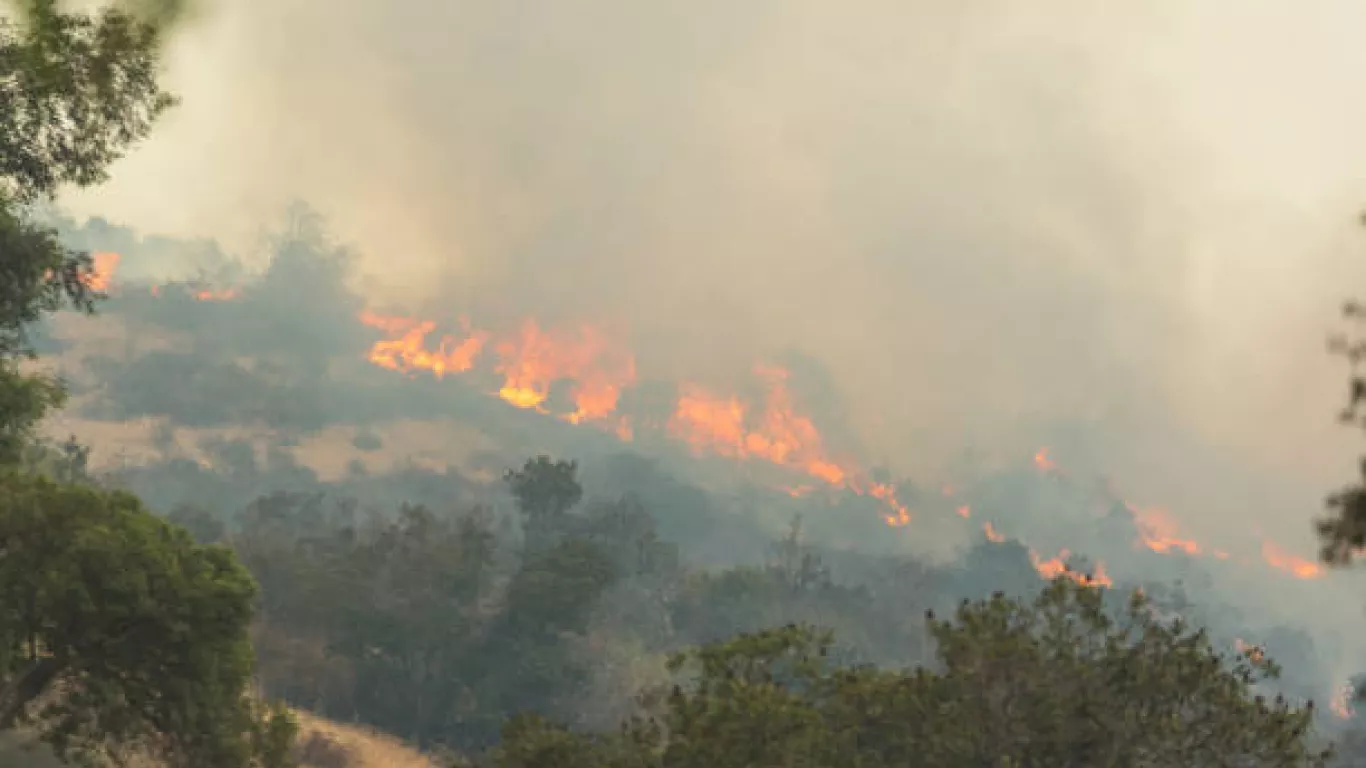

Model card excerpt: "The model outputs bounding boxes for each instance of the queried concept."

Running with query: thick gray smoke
[54,3,1366,578]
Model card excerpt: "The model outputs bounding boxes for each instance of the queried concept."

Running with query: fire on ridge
[79,253,1327,586]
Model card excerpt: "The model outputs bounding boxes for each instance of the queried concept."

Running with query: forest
[5,1,1366,766]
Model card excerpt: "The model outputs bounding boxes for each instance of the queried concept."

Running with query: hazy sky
[59,0,1366,550]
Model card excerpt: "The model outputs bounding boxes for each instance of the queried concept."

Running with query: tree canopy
[0,0,184,463]
[0,1,297,764]
[495,578,1332,767]
[0,473,293,766]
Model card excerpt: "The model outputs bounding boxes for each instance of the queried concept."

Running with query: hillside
[0,711,440,768]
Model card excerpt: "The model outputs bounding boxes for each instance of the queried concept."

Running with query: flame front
[358,312,488,379]
[1029,547,1112,588]
[69,258,1338,592]
[1029,449,1323,583]
[1234,638,1266,664]
[1033,447,1057,472]
[1133,507,1201,556]
[983,521,1005,543]
[494,319,637,423]
[85,252,121,292]
[1260,541,1324,580]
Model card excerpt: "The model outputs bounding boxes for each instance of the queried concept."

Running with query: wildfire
[68,251,1341,591]
[983,521,1005,543]
[494,319,637,424]
[85,251,121,292]
[1033,447,1057,472]
[78,252,245,303]
[358,312,488,379]
[1332,682,1357,720]
[1029,449,1322,582]
[1260,541,1324,581]
[1029,548,1112,588]
[193,288,239,302]
[1132,507,1201,556]
[355,311,914,524]
[1234,638,1266,664]
[668,365,846,484]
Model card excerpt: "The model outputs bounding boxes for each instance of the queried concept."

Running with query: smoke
[54,2,1366,551]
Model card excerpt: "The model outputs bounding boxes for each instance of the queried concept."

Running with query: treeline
[196,457,927,753]
[175,455,1351,765]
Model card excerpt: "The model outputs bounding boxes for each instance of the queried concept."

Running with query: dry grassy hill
[0,709,442,768]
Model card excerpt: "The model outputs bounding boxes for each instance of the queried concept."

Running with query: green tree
[496,578,1332,767]
[0,0,189,463]
[0,3,297,763]
[0,473,295,767]
[504,456,583,545]
[1320,287,1366,564]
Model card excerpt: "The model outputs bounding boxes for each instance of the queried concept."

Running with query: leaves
[0,472,278,766]
[496,579,1332,767]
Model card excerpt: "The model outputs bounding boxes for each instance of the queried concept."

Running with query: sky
[57,0,1366,552]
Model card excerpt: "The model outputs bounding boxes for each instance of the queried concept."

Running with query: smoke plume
[55,1,1366,557]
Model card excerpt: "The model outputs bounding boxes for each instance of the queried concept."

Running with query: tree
[495,578,1332,767]
[0,473,295,766]
[504,455,583,544]
[1319,286,1366,564]
[0,3,298,763]
[0,0,184,463]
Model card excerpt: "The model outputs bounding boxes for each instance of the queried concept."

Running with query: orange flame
[669,365,842,481]
[1260,541,1324,580]
[1132,507,1201,556]
[492,319,637,424]
[1033,447,1056,472]
[358,312,487,379]
[85,252,121,292]
[193,288,239,302]
[1029,548,1112,588]
[1234,638,1266,664]
[358,311,913,523]
[353,307,1332,588]
[983,521,1005,543]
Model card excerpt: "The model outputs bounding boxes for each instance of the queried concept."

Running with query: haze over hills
[26,210,1366,734]
[13,1,1366,762]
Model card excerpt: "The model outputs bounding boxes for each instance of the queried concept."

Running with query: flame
[1043,450,1327,583]
[85,252,121,291]
[1132,507,1201,556]
[74,253,247,304]
[1260,541,1324,580]
[357,311,913,524]
[1029,548,1112,588]
[46,252,1350,591]
[354,307,1331,587]
[669,365,842,481]
[1033,447,1056,472]
[193,288,239,302]
[493,319,637,423]
[1234,638,1266,664]
[1332,682,1357,719]
[358,312,488,379]
[983,521,1005,542]
[62,264,1347,590]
